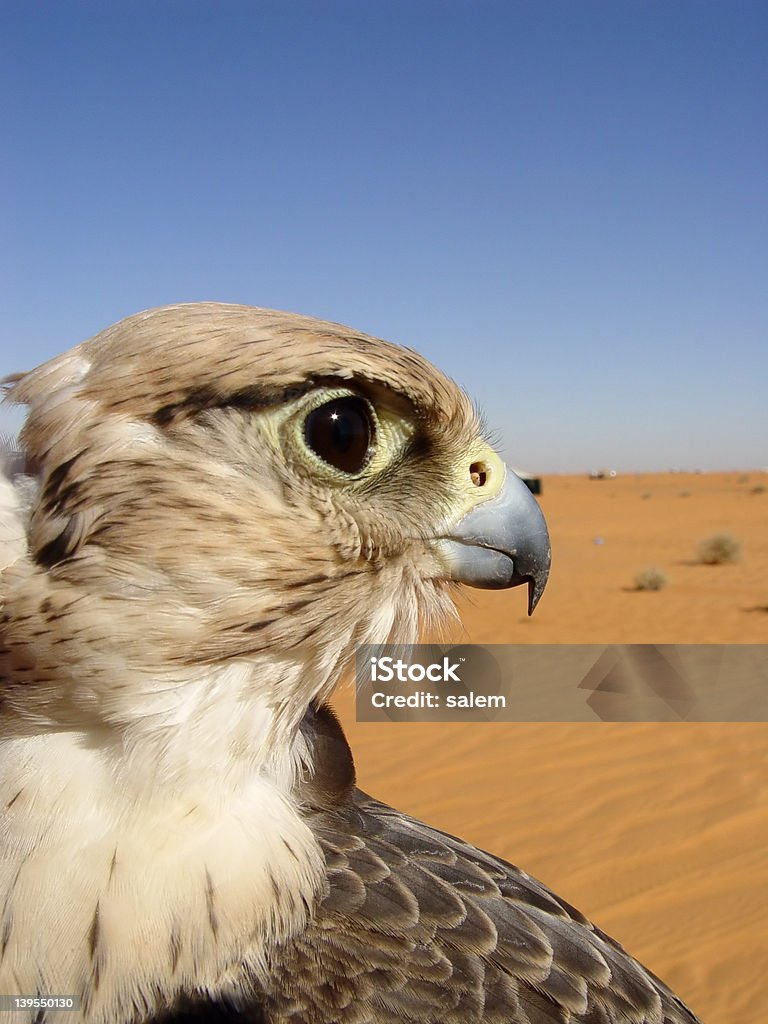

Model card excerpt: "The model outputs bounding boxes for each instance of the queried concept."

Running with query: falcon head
[2,304,549,768]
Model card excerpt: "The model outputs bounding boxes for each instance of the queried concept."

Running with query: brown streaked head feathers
[0,304,489,736]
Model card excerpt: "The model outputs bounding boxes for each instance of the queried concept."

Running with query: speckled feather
[245,708,700,1024]
[148,707,702,1024]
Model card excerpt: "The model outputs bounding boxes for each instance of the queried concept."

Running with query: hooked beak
[436,469,551,615]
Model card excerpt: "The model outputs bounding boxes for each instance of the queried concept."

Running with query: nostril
[469,461,489,487]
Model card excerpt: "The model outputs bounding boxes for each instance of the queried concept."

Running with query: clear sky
[2,1,766,473]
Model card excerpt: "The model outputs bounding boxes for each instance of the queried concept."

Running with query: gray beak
[437,470,551,615]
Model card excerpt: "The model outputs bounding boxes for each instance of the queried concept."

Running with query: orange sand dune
[332,472,768,1024]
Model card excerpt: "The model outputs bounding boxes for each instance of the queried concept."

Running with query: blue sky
[2,1,766,472]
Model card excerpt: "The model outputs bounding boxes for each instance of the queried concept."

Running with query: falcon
[0,304,700,1023]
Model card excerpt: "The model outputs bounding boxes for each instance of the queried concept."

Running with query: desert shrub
[641,492,652,500]
[634,567,668,591]
[752,484,766,495]
[696,534,741,565]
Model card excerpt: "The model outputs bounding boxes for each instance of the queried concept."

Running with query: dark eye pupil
[304,397,374,474]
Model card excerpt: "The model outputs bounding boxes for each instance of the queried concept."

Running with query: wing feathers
[256,789,701,1023]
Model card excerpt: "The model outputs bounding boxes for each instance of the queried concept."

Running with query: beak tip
[527,570,547,616]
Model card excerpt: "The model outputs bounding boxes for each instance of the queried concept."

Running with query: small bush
[752,484,766,495]
[634,567,668,591]
[696,534,741,565]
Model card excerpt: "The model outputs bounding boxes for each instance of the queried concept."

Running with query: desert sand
[331,471,767,1023]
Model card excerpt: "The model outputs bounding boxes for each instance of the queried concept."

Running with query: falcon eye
[303,396,375,475]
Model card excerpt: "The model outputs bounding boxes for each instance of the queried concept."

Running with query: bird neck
[0,666,328,1022]
[0,553,338,1022]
